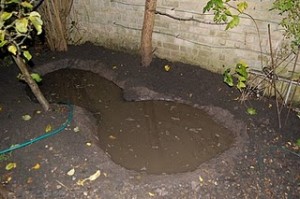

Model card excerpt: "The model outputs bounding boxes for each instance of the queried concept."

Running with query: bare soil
[0,43,299,198]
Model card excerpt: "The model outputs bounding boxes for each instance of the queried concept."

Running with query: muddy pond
[38,69,234,174]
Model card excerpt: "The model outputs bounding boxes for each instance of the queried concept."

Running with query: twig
[56,180,70,190]
[268,24,282,128]
[284,46,300,104]
[155,10,225,25]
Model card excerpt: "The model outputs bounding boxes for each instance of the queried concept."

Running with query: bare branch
[155,10,226,25]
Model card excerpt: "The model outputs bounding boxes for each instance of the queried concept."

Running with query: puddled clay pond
[39,69,234,174]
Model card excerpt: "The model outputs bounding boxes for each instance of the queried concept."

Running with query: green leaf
[225,15,240,30]
[237,2,248,13]
[203,1,214,13]
[0,30,6,41]
[31,73,42,83]
[5,0,20,4]
[1,12,13,21]
[246,107,257,115]
[23,50,32,61]
[238,75,247,82]
[0,40,7,47]
[15,18,28,33]
[237,80,246,90]
[8,45,17,55]
[296,139,300,147]
[29,11,43,35]
[224,9,232,16]
[214,0,224,9]
[21,1,33,9]
[223,69,234,87]
[235,62,248,79]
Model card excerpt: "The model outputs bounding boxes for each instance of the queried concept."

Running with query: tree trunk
[38,0,73,51]
[140,0,157,67]
[12,55,50,111]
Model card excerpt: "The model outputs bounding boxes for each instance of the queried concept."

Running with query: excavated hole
[38,68,236,174]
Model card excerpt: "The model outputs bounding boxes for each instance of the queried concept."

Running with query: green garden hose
[0,104,74,155]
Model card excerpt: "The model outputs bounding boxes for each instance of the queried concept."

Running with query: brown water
[40,69,234,174]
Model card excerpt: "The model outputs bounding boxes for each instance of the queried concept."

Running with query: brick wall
[69,0,300,84]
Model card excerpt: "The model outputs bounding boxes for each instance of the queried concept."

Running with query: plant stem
[268,24,282,128]
[12,55,50,111]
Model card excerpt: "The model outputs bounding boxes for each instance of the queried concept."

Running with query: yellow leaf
[76,170,101,186]
[1,12,13,21]
[88,170,101,181]
[76,179,86,186]
[29,11,43,35]
[21,1,33,9]
[237,2,248,13]
[67,168,75,176]
[45,124,52,133]
[5,162,16,171]
[22,114,31,121]
[8,45,17,55]
[15,18,29,33]
[31,163,40,170]
[148,192,155,197]
[199,176,204,182]
[164,64,171,72]
[0,105,2,112]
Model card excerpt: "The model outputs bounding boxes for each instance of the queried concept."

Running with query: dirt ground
[0,43,299,198]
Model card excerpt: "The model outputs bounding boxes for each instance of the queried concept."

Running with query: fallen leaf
[31,163,40,170]
[45,124,52,133]
[88,170,101,181]
[246,107,257,115]
[164,64,171,72]
[27,177,33,184]
[0,105,2,112]
[76,170,101,186]
[22,114,31,121]
[5,162,16,170]
[109,135,117,140]
[4,176,12,183]
[73,126,80,132]
[76,179,86,186]
[148,192,155,197]
[67,168,75,176]
[86,142,92,146]
[199,176,204,182]
[36,110,42,114]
